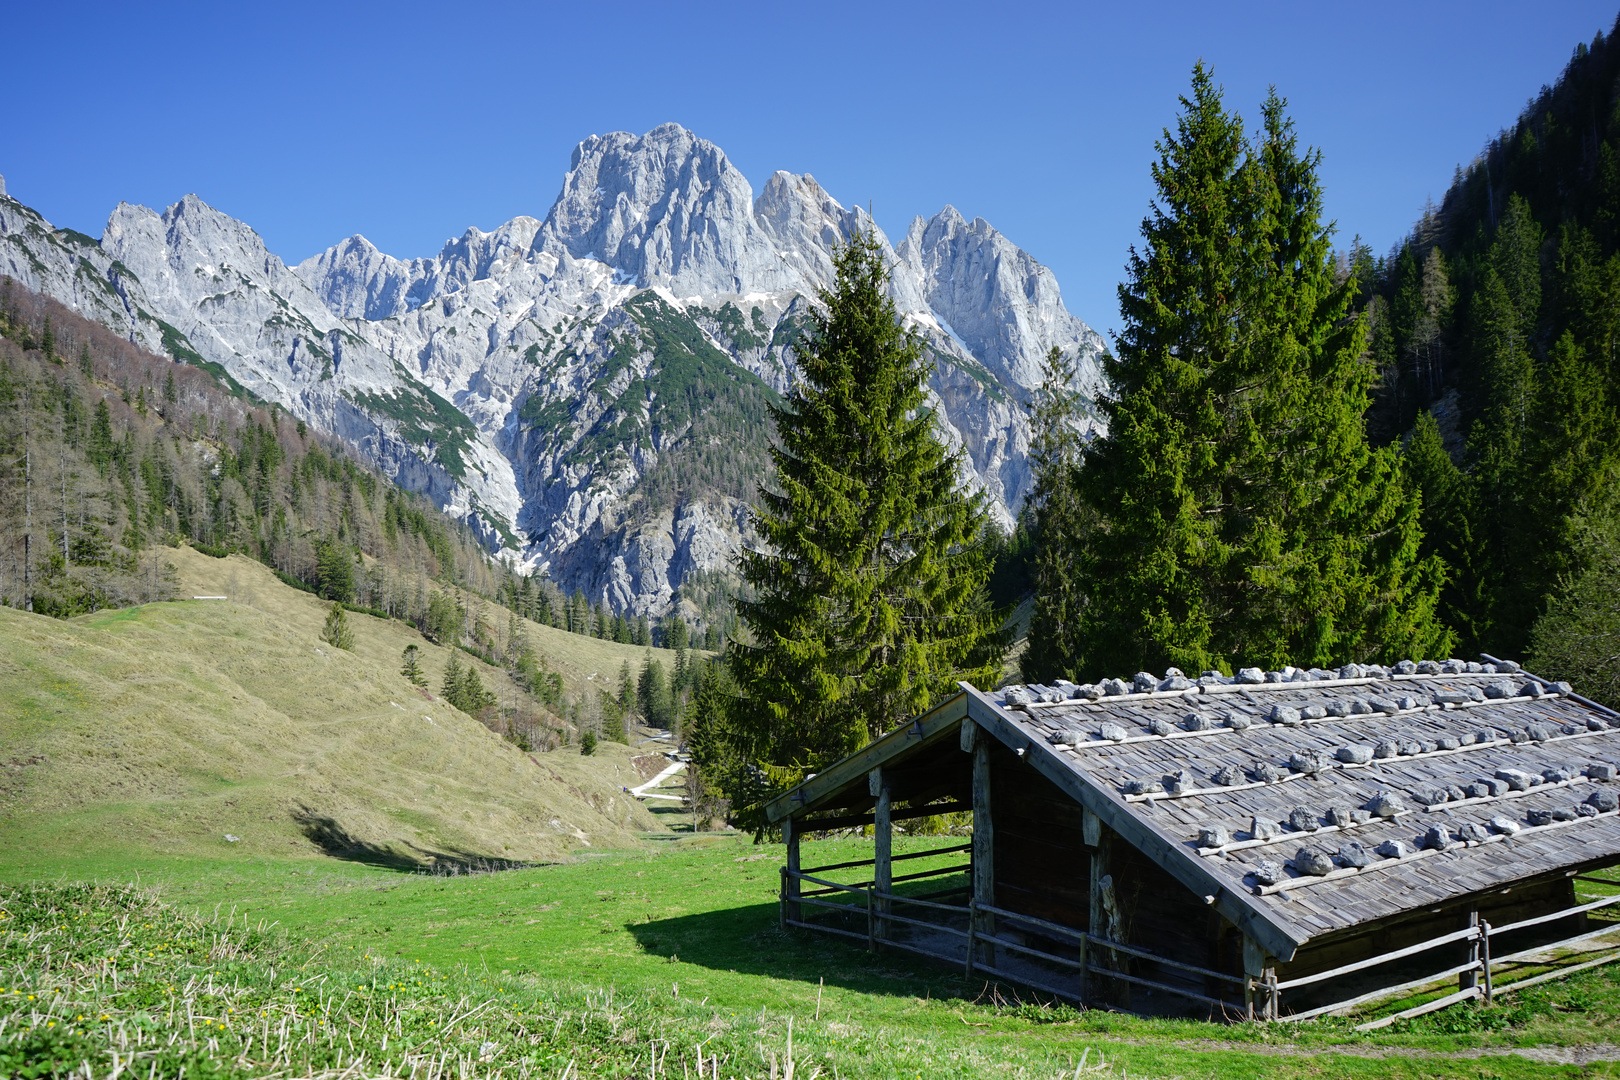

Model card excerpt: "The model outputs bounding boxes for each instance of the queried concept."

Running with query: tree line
[1354,18,1620,701]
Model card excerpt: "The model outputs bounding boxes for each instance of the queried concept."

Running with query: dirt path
[629,759,685,800]
[1080,1036,1620,1064]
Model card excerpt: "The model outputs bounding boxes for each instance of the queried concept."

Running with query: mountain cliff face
[0,124,1103,623]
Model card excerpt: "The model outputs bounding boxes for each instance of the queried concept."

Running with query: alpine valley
[0,123,1103,619]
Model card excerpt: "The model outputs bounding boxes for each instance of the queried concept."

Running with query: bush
[580,730,598,756]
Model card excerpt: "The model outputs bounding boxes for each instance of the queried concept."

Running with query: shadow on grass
[626,896,982,1004]
[291,806,531,875]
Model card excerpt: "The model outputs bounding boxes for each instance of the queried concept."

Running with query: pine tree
[314,540,356,603]
[88,400,113,474]
[638,653,671,729]
[321,601,354,651]
[601,690,627,744]
[441,650,464,703]
[1522,331,1616,596]
[1402,413,1494,653]
[1529,504,1620,708]
[1021,346,1094,683]
[457,664,495,715]
[618,658,635,726]
[401,644,427,687]
[1075,68,1449,678]
[727,228,1007,790]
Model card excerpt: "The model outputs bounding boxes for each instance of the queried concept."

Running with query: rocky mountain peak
[540,123,785,297]
[896,204,1103,389]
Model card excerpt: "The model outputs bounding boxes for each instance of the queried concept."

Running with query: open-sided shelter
[764,658,1620,1023]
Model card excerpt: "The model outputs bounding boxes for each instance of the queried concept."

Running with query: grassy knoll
[0,546,669,870]
[4,836,1619,1079]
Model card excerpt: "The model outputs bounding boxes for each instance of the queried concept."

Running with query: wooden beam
[783,814,801,925]
[959,683,1305,962]
[872,767,891,945]
[763,693,969,823]
[972,734,995,967]
[794,801,970,834]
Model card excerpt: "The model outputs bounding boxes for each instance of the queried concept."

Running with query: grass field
[6,834,1620,1079]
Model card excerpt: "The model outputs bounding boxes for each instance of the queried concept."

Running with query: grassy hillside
[0,544,676,870]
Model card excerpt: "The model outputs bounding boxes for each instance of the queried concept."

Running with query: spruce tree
[457,664,494,714]
[441,651,464,703]
[320,601,354,651]
[1021,346,1094,683]
[1529,504,1620,708]
[315,540,356,603]
[618,659,635,726]
[401,644,427,687]
[1402,413,1494,654]
[728,229,1007,787]
[1074,67,1449,678]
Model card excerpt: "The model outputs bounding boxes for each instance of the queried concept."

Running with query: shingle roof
[993,660,1620,945]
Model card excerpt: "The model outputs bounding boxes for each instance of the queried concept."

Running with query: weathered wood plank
[972,734,995,967]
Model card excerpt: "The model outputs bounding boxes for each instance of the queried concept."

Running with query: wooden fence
[778,856,1620,1025]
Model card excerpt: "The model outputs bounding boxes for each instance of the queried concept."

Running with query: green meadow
[6,833,1620,1079]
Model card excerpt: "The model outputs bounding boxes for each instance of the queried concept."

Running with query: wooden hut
[764,658,1620,1024]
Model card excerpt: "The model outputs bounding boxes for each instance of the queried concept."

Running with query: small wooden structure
[765,659,1620,1023]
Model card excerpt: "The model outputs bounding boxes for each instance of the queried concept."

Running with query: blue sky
[7,1,1617,340]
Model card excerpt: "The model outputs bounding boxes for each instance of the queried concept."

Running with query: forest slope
[0,544,669,870]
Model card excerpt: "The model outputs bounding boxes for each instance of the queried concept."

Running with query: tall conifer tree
[1402,413,1493,654]
[1070,67,1448,677]
[1021,346,1093,684]
[727,230,1006,788]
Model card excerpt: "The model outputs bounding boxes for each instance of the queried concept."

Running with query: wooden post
[783,814,801,925]
[871,767,891,946]
[1081,808,1101,1003]
[1462,910,1481,995]
[1088,809,1116,1003]
[1481,919,1494,1004]
[1242,936,1269,1022]
[970,727,995,968]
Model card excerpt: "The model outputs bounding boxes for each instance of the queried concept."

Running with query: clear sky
[7,1,1617,341]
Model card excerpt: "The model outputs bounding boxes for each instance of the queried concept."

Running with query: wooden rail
[778,863,1620,1025]
[801,843,971,876]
